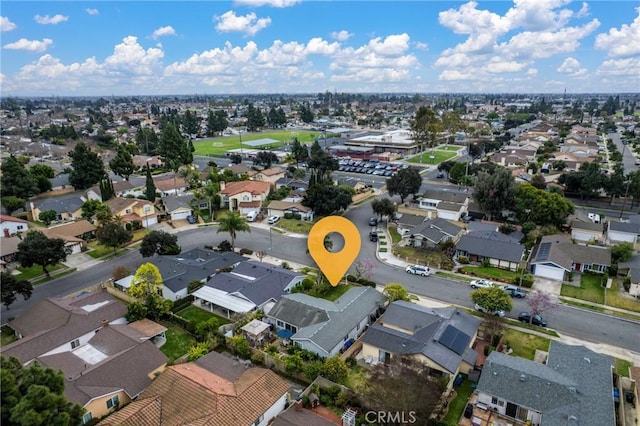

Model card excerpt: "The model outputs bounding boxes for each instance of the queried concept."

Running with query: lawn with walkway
[407,150,458,164]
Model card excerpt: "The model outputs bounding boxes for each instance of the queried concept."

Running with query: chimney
[3,229,10,238]
[294,399,303,411]
[220,181,226,191]
[101,319,109,326]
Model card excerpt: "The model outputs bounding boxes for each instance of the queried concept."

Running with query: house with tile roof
[266,286,386,358]
[132,155,163,169]
[3,291,168,425]
[253,166,286,187]
[97,351,290,426]
[219,180,271,215]
[105,197,157,228]
[530,234,611,281]
[407,217,465,248]
[192,260,305,318]
[455,231,525,271]
[360,301,480,388]
[475,342,615,426]
[266,200,314,221]
[153,175,189,197]
[0,214,29,237]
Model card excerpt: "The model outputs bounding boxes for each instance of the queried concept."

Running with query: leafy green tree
[254,151,278,169]
[322,356,348,383]
[611,242,634,264]
[136,127,159,155]
[0,196,26,214]
[109,145,136,181]
[96,219,133,252]
[129,263,163,299]
[472,169,516,220]
[29,164,55,193]
[299,104,314,123]
[159,122,193,191]
[246,103,265,131]
[291,140,309,166]
[386,167,421,203]
[514,184,574,227]
[16,231,71,277]
[69,142,105,190]
[1,356,84,426]
[182,109,200,137]
[206,110,228,136]
[0,155,38,199]
[38,210,57,225]
[410,106,443,151]
[530,174,547,190]
[140,230,181,257]
[371,197,396,220]
[526,290,558,323]
[229,153,242,164]
[471,286,513,314]
[383,283,410,302]
[216,212,250,250]
[81,199,111,223]
[577,162,605,200]
[193,181,220,220]
[302,184,352,217]
[0,272,33,309]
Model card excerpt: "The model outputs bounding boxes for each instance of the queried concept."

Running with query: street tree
[229,153,242,164]
[383,283,410,302]
[145,164,157,201]
[136,127,159,155]
[611,242,634,264]
[360,355,445,424]
[38,210,57,225]
[386,167,421,203]
[468,142,484,161]
[371,197,396,221]
[0,272,33,309]
[0,155,38,199]
[96,219,133,252]
[254,151,278,168]
[69,142,106,190]
[1,356,84,426]
[302,184,352,217]
[140,230,181,257]
[577,162,605,200]
[109,145,136,181]
[471,286,513,314]
[216,212,250,250]
[0,196,26,214]
[81,199,111,223]
[16,231,71,277]
[526,290,558,323]
[353,258,375,281]
[472,168,516,220]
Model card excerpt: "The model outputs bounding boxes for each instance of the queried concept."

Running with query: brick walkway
[308,405,343,425]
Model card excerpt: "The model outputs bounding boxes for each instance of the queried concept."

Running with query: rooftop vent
[583,357,591,364]
[519,373,526,382]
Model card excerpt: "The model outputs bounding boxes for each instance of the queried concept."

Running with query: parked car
[461,214,474,223]
[470,279,494,289]
[405,265,432,276]
[436,172,445,179]
[474,303,506,317]
[518,312,547,327]
[369,231,378,242]
[186,215,197,224]
[369,217,378,226]
[502,285,526,298]
[267,216,280,225]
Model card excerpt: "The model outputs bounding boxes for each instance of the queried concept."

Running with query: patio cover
[241,319,270,336]
[192,287,256,313]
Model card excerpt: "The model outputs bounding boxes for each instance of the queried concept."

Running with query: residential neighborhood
[1,92,639,426]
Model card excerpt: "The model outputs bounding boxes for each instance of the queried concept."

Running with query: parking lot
[337,158,409,177]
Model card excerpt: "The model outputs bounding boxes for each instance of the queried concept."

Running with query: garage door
[533,264,564,281]
[171,211,191,221]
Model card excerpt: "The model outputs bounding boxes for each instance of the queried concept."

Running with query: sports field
[193,130,322,156]
[407,150,458,164]
[436,145,463,151]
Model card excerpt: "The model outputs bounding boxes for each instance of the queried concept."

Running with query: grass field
[442,378,474,425]
[177,305,230,325]
[407,150,458,164]
[502,328,550,360]
[160,324,197,362]
[15,263,64,280]
[561,273,604,304]
[318,284,354,301]
[275,218,314,234]
[193,130,321,156]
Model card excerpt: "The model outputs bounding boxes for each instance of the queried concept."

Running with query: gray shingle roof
[411,218,463,242]
[33,192,85,214]
[162,193,196,213]
[456,231,524,263]
[570,220,604,232]
[477,342,615,426]
[361,301,480,373]
[609,220,640,234]
[532,235,611,268]
[421,190,468,204]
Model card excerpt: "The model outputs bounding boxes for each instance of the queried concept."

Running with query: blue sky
[1,1,638,96]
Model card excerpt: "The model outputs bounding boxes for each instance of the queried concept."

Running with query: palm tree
[216,212,250,250]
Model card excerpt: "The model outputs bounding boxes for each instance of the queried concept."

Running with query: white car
[474,303,506,317]
[405,265,432,276]
[267,216,280,225]
[470,279,494,289]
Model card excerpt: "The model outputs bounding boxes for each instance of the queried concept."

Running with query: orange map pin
[307,216,361,287]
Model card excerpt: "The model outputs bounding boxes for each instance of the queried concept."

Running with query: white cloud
[104,36,164,75]
[3,38,53,52]
[151,26,176,40]
[214,11,271,36]
[414,41,428,51]
[306,37,340,55]
[438,2,509,35]
[234,0,301,7]
[434,53,472,68]
[485,59,528,74]
[503,0,574,31]
[1,16,17,31]
[594,8,640,57]
[85,8,99,16]
[34,14,68,25]
[596,57,640,76]
[557,57,587,76]
[368,33,410,57]
[576,2,589,18]
[330,30,352,41]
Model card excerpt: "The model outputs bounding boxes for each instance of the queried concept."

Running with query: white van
[246,211,258,222]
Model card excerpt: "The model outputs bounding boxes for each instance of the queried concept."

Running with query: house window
[253,414,264,426]
[276,320,283,328]
[491,397,504,406]
[125,209,132,214]
[82,412,93,424]
[106,395,120,409]
[17,225,24,230]
[71,339,80,349]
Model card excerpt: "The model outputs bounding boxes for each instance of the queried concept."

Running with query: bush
[265,344,278,355]
[623,277,631,292]
[345,357,357,367]
[239,248,253,255]
[280,262,291,270]
[284,212,294,219]
[188,280,203,294]
[217,240,233,252]
[457,256,469,264]
[359,278,377,287]
[171,295,195,312]
[346,274,357,282]
[517,275,534,288]
[303,361,323,381]
[440,257,455,271]
[251,353,264,366]
[499,224,516,234]
[293,213,302,220]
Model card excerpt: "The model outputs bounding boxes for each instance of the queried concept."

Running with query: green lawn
[459,266,520,283]
[407,150,458,164]
[1,326,18,347]
[344,364,368,392]
[160,324,197,362]
[606,279,640,313]
[393,246,442,267]
[560,273,605,304]
[614,357,633,377]
[15,263,64,280]
[502,328,550,360]
[177,305,230,325]
[437,145,463,152]
[87,244,126,259]
[193,130,320,156]
[388,225,402,244]
[318,284,354,301]
[275,218,314,234]
[442,378,474,426]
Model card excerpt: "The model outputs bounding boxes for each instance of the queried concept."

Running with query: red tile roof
[220,180,270,197]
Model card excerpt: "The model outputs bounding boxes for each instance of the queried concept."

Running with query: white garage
[532,263,566,281]
[170,209,192,221]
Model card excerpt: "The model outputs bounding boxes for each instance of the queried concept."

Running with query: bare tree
[526,290,559,324]
[255,250,267,262]
[353,258,375,280]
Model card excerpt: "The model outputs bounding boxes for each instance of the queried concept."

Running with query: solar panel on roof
[438,325,470,356]
[536,242,551,260]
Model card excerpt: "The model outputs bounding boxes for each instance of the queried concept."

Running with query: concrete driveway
[531,277,563,297]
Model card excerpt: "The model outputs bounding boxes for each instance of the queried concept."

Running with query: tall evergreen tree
[109,145,136,181]
[145,164,157,202]
[0,155,39,199]
[99,175,115,201]
[69,142,105,190]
